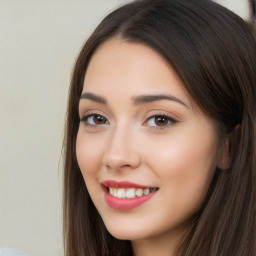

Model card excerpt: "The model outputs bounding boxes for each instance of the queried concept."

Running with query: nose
[103,126,141,171]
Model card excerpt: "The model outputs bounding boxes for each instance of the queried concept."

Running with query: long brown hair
[63,0,256,255]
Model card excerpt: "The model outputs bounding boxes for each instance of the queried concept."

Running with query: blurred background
[0,0,252,256]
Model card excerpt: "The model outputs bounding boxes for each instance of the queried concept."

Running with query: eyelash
[80,113,109,127]
[80,113,177,129]
[144,114,177,130]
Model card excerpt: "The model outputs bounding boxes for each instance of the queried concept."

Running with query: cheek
[146,131,216,175]
[76,130,104,176]
[144,131,217,210]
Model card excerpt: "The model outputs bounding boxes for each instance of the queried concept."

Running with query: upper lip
[102,180,155,189]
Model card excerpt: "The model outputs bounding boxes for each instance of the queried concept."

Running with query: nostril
[104,154,141,170]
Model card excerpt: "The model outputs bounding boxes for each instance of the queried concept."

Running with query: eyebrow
[80,92,107,104]
[80,92,188,108]
[133,94,189,108]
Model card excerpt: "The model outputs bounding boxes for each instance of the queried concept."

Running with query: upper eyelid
[147,114,176,120]
[79,108,108,118]
[79,107,181,123]
[81,112,108,120]
[79,101,183,116]
[144,110,180,121]
[145,114,177,124]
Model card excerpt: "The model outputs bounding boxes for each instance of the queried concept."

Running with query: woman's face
[76,38,219,243]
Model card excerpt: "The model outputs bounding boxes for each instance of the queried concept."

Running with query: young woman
[63,0,256,255]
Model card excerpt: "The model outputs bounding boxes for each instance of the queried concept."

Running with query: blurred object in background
[213,0,255,22]
[249,0,256,22]
[0,248,29,256]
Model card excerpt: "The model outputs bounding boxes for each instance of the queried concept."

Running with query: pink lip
[102,180,154,189]
[101,180,158,210]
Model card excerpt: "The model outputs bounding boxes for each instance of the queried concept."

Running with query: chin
[105,223,148,241]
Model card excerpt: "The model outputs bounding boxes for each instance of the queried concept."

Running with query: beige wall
[214,0,251,20]
[0,1,129,255]
[0,1,250,256]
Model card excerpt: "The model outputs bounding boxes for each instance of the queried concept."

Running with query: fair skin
[76,38,221,256]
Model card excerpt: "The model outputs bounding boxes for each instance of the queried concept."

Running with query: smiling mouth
[102,181,159,209]
[108,187,158,199]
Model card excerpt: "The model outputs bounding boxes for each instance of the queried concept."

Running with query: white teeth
[117,188,126,198]
[135,188,143,197]
[144,188,150,195]
[126,188,135,198]
[109,187,156,199]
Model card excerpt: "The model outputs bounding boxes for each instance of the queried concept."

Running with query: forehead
[83,38,193,108]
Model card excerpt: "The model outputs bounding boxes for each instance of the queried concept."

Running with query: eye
[81,114,109,126]
[145,115,176,128]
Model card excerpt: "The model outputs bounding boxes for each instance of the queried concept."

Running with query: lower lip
[104,189,157,210]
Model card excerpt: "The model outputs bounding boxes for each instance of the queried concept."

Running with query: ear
[218,125,240,170]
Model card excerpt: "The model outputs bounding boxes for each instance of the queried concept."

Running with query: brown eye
[93,115,107,125]
[83,114,109,126]
[145,115,176,128]
[154,116,169,126]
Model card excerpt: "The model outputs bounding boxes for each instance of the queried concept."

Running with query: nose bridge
[103,121,140,170]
